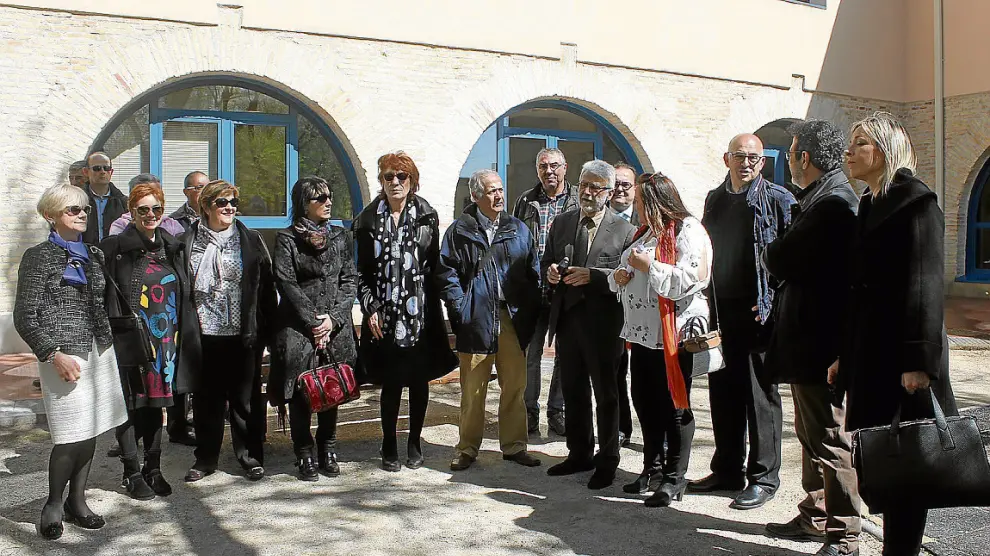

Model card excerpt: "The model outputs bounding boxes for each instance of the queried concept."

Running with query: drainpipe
[934,0,945,210]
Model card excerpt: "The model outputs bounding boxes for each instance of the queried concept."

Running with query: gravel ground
[1,350,988,556]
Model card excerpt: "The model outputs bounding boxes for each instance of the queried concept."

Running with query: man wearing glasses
[68,160,88,188]
[542,160,636,490]
[609,161,639,448]
[689,134,795,510]
[81,151,128,245]
[512,148,577,437]
[171,171,208,234]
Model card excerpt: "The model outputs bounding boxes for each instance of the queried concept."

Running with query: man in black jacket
[81,152,127,245]
[542,160,636,490]
[512,148,578,437]
[692,134,795,510]
[763,120,862,556]
[438,170,543,471]
[609,161,639,447]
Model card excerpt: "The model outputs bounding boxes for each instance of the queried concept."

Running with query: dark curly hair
[788,119,846,173]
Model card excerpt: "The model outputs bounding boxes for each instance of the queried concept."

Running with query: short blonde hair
[850,111,916,195]
[198,179,239,218]
[37,184,88,221]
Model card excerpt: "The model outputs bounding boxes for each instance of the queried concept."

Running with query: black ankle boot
[319,451,340,477]
[622,468,661,494]
[142,468,172,497]
[644,478,687,508]
[122,472,156,501]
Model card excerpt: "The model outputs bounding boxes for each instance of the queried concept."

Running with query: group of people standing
[15,110,951,556]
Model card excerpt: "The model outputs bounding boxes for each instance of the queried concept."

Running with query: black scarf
[373,198,426,347]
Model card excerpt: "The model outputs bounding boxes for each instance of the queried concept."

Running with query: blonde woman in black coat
[831,112,957,556]
[270,177,358,481]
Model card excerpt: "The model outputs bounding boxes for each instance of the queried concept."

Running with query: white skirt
[39,341,128,445]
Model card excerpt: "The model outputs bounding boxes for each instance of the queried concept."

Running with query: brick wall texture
[0,5,984,312]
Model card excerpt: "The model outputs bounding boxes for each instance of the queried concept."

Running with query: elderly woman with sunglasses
[14,184,128,539]
[353,151,457,471]
[99,183,187,500]
[269,177,358,481]
[175,180,278,483]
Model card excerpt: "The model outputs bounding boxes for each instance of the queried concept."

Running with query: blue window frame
[965,161,990,282]
[92,77,361,229]
[762,148,788,186]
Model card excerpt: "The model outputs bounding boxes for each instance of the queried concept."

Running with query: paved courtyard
[0,350,988,556]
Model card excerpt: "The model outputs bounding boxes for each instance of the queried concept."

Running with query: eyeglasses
[727,152,765,165]
[578,182,613,194]
[135,205,164,217]
[537,162,564,172]
[184,185,205,192]
[89,165,112,172]
[784,150,805,161]
[382,172,409,183]
[310,194,332,204]
[64,205,92,216]
[214,197,240,208]
[614,181,634,192]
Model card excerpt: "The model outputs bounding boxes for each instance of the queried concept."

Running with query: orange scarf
[641,222,690,409]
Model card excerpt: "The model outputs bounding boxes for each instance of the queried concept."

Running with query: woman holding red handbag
[270,176,359,481]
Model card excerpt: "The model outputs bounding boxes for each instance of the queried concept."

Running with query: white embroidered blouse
[607,216,713,350]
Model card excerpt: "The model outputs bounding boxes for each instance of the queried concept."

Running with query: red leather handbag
[297,348,360,413]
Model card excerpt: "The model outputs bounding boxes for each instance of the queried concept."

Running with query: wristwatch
[43,348,60,363]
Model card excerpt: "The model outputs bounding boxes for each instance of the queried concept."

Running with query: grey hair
[69,160,87,172]
[788,119,846,173]
[468,169,500,200]
[128,173,161,188]
[37,183,88,220]
[579,159,616,189]
[535,147,565,166]
[850,112,916,195]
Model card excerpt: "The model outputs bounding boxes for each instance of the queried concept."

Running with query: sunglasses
[65,205,92,216]
[382,172,409,183]
[309,194,332,204]
[214,197,240,208]
[135,205,164,217]
[89,165,112,172]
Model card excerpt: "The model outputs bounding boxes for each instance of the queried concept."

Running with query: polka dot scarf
[373,198,425,347]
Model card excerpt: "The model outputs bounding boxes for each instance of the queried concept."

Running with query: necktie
[574,216,592,267]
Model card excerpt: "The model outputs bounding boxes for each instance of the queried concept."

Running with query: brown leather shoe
[765,516,827,541]
[449,454,475,471]
[502,451,541,467]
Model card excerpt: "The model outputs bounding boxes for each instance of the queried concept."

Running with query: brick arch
[957,145,990,276]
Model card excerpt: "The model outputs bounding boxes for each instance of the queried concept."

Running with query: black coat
[542,208,637,346]
[352,194,458,385]
[839,169,957,431]
[173,219,278,394]
[763,169,859,384]
[82,183,128,245]
[269,224,359,405]
[436,204,542,355]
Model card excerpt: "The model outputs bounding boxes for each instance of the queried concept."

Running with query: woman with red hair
[352,151,457,471]
[100,183,188,500]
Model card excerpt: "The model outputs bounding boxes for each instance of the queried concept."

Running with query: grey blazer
[541,208,637,345]
[13,241,113,361]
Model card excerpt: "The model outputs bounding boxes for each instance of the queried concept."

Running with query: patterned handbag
[679,315,726,377]
[297,347,360,413]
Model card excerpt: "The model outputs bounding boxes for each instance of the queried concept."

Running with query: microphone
[559,244,573,277]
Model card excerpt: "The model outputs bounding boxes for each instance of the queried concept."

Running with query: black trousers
[707,299,782,489]
[881,507,927,556]
[289,392,338,460]
[629,344,695,481]
[616,348,633,437]
[556,310,623,470]
[192,335,266,471]
[166,393,193,438]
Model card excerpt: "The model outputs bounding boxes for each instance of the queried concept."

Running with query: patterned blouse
[190,225,243,336]
[607,216,713,350]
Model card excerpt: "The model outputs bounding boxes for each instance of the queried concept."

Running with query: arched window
[93,78,361,246]
[967,161,990,281]
[455,101,642,214]
[755,118,800,188]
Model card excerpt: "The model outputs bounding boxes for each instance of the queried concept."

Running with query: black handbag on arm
[103,271,155,368]
[852,389,990,513]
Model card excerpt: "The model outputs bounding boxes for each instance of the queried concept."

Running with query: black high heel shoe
[622,468,660,494]
[62,502,106,529]
[644,479,687,508]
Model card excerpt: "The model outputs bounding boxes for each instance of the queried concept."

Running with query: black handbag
[852,389,990,513]
[104,271,155,368]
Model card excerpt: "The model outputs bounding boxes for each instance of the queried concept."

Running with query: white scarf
[193,224,236,294]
